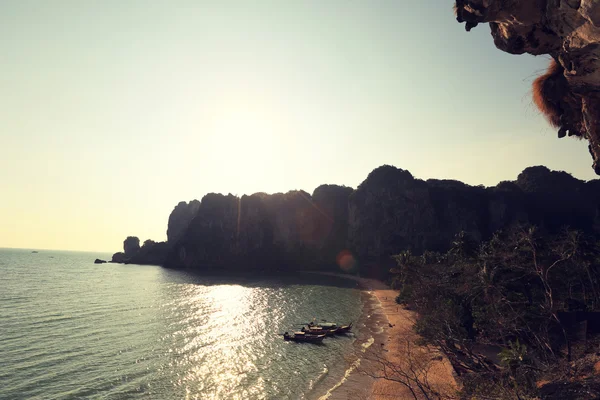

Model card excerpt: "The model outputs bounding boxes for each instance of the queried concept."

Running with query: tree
[389,225,600,398]
[358,332,457,400]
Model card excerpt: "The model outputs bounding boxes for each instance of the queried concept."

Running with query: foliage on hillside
[392,225,600,399]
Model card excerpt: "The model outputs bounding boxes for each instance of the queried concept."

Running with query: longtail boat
[283,331,326,343]
[303,326,338,336]
[306,321,353,334]
[336,322,353,334]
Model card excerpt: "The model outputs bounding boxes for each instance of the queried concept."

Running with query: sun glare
[199,87,292,191]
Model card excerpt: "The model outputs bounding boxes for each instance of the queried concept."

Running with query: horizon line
[0,246,114,254]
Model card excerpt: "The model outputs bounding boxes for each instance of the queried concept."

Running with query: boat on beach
[306,321,353,334]
[283,331,326,343]
[335,322,353,334]
[284,320,353,341]
[303,326,338,336]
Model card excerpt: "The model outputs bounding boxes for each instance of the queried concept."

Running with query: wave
[317,335,375,400]
[317,358,362,400]
[308,365,329,392]
[361,337,375,352]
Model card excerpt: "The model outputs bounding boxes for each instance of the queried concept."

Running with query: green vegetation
[391,225,600,399]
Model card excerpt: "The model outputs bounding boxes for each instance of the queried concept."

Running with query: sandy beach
[367,288,457,399]
[306,272,457,400]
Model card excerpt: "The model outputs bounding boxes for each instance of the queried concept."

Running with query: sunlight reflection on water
[165,284,282,399]
[1,254,363,400]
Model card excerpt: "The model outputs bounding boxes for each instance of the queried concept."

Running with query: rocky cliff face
[166,200,200,243]
[126,240,170,266]
[111,236,169,265]
[454,0,600,174]
[115,164,600,277]
[348,165,600,276]
[311,185,354,266]
[347,167,436,276]
[163,187,353,272]
[515,165,597,232]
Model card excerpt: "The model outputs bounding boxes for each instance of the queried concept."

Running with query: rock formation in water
[112,165,600,277]
[123,236,140,257]
[454,0,600,174]
[126,240,169,266]
[110,237,170,266]
[111,252,127,263]
[110,203,196,265]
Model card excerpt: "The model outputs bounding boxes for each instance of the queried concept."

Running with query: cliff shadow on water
[153,266,362,291]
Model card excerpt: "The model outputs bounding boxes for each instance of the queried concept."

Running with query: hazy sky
[1,1,597,252]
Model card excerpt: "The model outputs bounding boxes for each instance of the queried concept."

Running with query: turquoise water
[0,249,364,399]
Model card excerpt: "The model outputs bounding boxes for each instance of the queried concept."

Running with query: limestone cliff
[348,165,599,276]
[111,236,169,266]
[115,165,600,278]
[311,185,354,266]
[164,189,348,271]
[126,240,170,266]
[166,200,200,243]
[454,0,600,174]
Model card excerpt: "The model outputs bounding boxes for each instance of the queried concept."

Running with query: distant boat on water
[31,251,38,253]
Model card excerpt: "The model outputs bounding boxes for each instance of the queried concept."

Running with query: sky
[1,1,597,252]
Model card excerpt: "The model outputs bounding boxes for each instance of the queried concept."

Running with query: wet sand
[368,289,457,399]
[305,272,457,400]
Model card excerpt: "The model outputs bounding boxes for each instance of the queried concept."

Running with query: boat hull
[283,333,325,343]
[335,323,353,334]
[306,328,337,336]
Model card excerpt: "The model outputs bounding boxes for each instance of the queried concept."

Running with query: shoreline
[304,271,457,400]
[315,290,384,400]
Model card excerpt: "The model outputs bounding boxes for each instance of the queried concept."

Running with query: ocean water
[0,249,366,400]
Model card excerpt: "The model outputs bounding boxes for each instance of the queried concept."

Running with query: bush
[390,226,600,398]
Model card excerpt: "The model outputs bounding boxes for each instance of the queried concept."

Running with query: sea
[0,248,381,400]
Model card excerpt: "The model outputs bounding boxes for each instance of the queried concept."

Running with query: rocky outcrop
[347,166,492,276]
[123,236,140,257]
[454,0,600,175]
[111,252,126,263]
[111,239,170,266]
[167,200,200,243]
[311,185,354,266]
[515,166,597,232]
[347,167,436,276]
[114,164,600,277]
[164,190,338,272]
[347,165,600,276]
[94,259,107,264]
[126,240,169,266]
[487,180,529,233]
